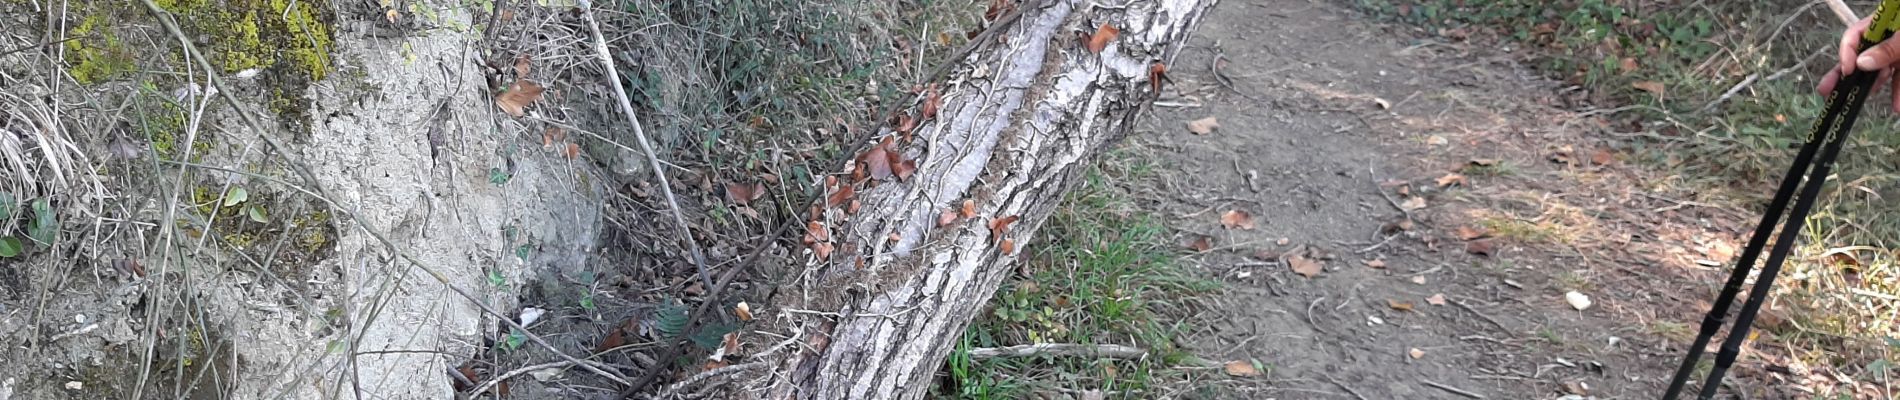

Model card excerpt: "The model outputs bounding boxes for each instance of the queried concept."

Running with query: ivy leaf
[0,237,21,257]
[246,205,269,223]
[26,199,55,245]
[0,192,13,220]
[504,327,526,350]
[223,187,248,207]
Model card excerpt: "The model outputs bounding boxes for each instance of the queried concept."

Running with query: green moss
[293,210,331,253]
[65,13,136,84]
[158,0,331,79]
[223,232,257,248]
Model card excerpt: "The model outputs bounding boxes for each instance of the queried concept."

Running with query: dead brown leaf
[1435,173,1468,188]
[1455,226,1490,241]
[960,199,978,219]
[1184,236,1213,252]
[813,242,834,260]
[722,331,741,356]
[1149,63,1167,93]
[513,53,532,77]
[990,215,1021,238]
[1001,239,1016,255]
[1400,196,1427,211]
[495,80,545,117]
[1426,293,1447,306]
[563,142,581,159]
[938,210,959,226]
[1220,209,1256,230]
[893,159,917,181]
[1186,117,1219,135]
[594,326,626,353]
[1465,239,1494,256]
[1409,348,1426,359]
[827,184,855,208]
[859,137,895,181]
[726,183,766,205]
[735,302,754,321]
[922,84,943,121]
[1387,299,1415,311]
[1087,23,1120,53]
[807,221,829,243]
[1632,80,1665,95]
[1619,57,1638,73]
[1222,361,1262,377]
[1288,255,1322,278]
[1590,148,1614,165]
[1364,259,1386,269]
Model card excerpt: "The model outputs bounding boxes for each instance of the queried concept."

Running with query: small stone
[1565,291,1593,311]
[64,381,82,390]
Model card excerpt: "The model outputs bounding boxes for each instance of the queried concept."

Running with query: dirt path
[1133,1,1716,398]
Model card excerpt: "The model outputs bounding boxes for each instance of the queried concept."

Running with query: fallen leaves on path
[1149,63,1168,92]
[1289,255,1323,278]
[1435,173,1467,188]
[1186,117,1219,135]
[1183,236,1213,252]
[1220,209,1255,230]
[1410,275,1427,285]
[1426,293,1446,306]
[1399,196,1427,211]
[1631,80,1665,95]
[1455,226,1490,241]
[1464,239,1495,256]
[1222,360,1262,377]
[1387,299,1414,311]
[1426,135,1448,146]
[1363,259,1386,269]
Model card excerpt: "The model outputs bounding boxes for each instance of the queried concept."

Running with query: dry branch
[964,343,1147,360]
[651,0,1220,398]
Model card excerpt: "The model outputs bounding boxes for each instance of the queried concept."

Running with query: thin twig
[1421,379,1486,399]
[964,344,1147,360]
[1825,0,1858,24]
[1450,298,1509,332]
[468,360,584,396]
[137,0,629,388]
[576,0,715,293]
[652,362,772,399]
[1323,376,1371,400]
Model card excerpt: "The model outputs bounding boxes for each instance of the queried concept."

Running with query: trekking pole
[1661,2,1900,398]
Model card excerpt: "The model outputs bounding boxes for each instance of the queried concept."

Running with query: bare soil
[1137,1,1781,398]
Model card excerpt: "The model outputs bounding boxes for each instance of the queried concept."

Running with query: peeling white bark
[740,0,1218,398]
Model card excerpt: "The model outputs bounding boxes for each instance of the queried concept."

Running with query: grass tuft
[938,151,1216,399]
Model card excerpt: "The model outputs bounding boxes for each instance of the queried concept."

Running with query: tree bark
[723,0,1218,398]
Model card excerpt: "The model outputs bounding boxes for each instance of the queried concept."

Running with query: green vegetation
[939,155,1217,399]
[1356,0,1900,387]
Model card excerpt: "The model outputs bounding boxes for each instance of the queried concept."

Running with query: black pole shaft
[1659,65,1874,400]
[1657,87,1833,400]
[1695,70,1872,400]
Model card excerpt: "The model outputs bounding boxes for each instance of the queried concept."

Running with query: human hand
[1819,16,1900,112]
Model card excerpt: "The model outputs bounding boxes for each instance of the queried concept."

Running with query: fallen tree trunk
[713,0,1216,398]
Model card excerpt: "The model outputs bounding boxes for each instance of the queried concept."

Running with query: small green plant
[0,237,21,258]
[26,198,56,245]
